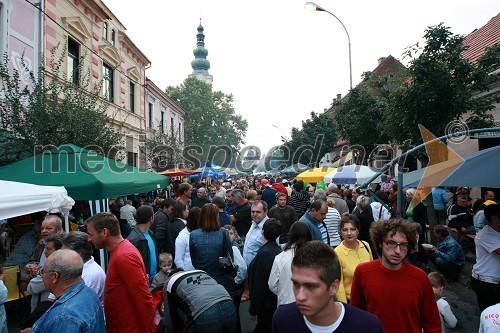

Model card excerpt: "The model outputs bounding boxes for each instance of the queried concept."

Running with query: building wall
[1,0,41,87]
[145,80,186,144]
[43,0,148,165]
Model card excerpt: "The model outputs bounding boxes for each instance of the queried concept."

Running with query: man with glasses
[30,249,104,332]
[350,219,441,333]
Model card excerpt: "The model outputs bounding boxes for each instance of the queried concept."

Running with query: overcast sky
[103,0,499,154]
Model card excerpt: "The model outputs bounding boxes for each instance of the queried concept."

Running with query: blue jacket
[31,279,104,333]
[299,212,323,241]
[429,235,465,266]
[189,228,234,292]
[432,187,449,211]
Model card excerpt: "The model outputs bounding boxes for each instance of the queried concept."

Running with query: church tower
[189,20,213,83]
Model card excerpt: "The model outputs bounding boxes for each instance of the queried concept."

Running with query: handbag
[218,229,238,277]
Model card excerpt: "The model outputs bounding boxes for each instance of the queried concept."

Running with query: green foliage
[166,77,248,165]
[382,23,497,145]
[282,111,337,166]
[0,45,122,164]
[332,88,390,158]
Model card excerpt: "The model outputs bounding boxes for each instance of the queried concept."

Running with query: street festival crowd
[0,176,499,333]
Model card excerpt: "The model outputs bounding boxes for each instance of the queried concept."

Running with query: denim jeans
[190,300,236,333]
[430,257,463,280]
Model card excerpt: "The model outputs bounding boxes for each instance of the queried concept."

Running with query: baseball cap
[261,179,270,187]
[484,200,497,206]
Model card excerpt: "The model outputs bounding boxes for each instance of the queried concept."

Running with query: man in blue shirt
[243,200,269,266]
[424,225,465,281]
[31,249,104,333]
[299,200,329,244]
[127,205,158,284]
[432,187,450,224]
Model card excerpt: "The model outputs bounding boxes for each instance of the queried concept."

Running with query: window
[148,102,153,128]
[111,29,115,46]
[179,121,182,142]
[161,111,165,133]
[170,117,175,138]
[67,37,79,84]
[103,22,108,39]
[127,152,137,167]
[102,62,114,102]
[129,82,135,113]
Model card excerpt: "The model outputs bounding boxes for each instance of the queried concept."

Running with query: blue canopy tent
[402,146,500,188]
[190,162,227,179]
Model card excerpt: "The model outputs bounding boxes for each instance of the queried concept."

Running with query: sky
[103,0,499,154]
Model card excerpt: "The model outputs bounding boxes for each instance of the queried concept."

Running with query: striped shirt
[324,207,342,247]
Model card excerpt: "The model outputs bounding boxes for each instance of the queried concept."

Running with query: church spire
[190,19,213,83]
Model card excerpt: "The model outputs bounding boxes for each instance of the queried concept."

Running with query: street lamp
[272,124,286,142]
[305,2,352,90]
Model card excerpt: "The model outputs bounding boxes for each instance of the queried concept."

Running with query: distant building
[145,78,187,169]
[188,20,213,84]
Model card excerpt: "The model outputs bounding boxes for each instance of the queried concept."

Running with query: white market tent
[0,180,75,231]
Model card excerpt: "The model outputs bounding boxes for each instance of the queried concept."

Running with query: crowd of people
[0,175,498,333]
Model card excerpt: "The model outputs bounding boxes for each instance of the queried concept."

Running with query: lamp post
[272,124,286,142]
[305,2,352,91]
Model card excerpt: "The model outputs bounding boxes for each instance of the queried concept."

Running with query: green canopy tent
[0,144,169,270]
[0,144,168,200]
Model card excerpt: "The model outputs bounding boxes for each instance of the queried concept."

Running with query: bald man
[30,249,104,333]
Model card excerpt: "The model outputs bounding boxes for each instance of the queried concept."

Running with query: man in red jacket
[86,212,154,333]
[350,219,441,333]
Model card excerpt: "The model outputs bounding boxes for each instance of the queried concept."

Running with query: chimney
[378,57,386,65]
[336,94,342,100]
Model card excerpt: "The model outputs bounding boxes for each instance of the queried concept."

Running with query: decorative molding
[61,17,91,41]
[99,44,120,67]
[127,66,140,81]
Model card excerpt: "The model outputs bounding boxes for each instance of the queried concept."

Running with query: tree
[282,111,337,167]
[383,24,498,147]
[332,87,390,162]
[0,45,122,165]
[165,77,248,167]
[139,123,185,171]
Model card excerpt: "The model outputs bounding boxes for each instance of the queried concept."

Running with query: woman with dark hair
[268,221,312,305]
[335,213,373,303]
[174,207,201,271]
[189,204,234,293]
[164,201,188,263]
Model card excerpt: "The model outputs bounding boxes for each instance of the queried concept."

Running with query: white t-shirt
[473,226,500,279]
[479,303,500,333]
[303,302,345,333]
[370,202,391,221]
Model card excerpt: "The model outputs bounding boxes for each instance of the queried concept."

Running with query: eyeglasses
[38,268,56,276]
[384,240,409,250]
